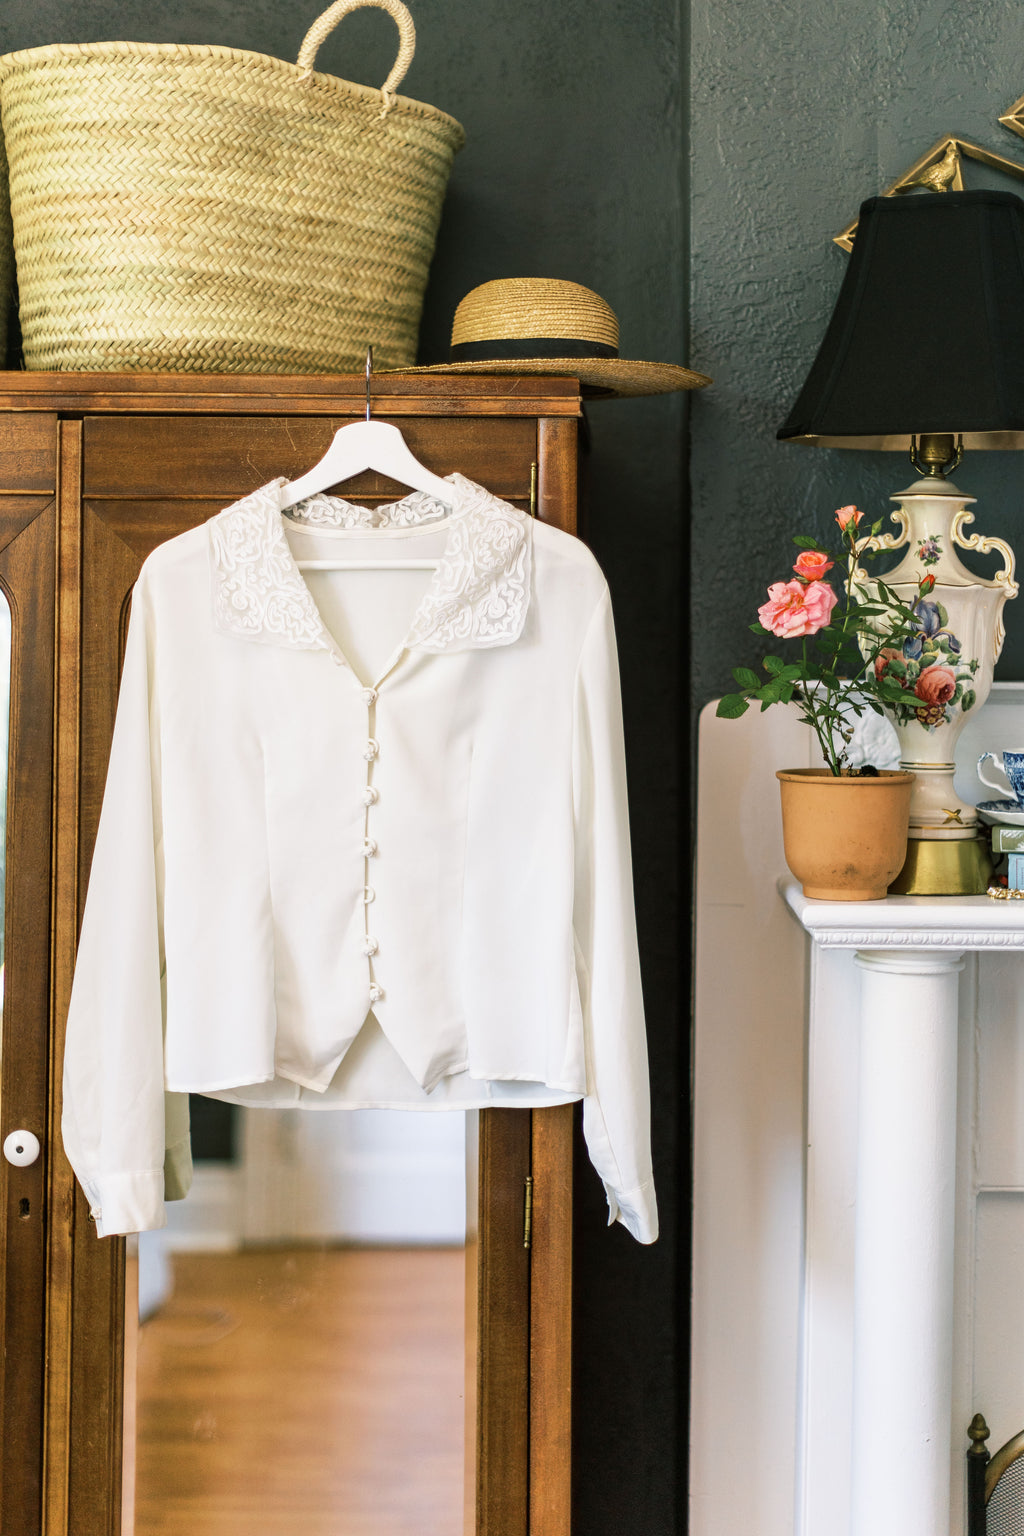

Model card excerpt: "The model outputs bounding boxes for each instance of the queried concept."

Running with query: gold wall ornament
[902,139,961,193]
[833,135,1024,250]
[999,92,1024,139]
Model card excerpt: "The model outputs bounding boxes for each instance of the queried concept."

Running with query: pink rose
[758,578,838,638]
[835,505,863,530]
[914,664,957,706]
[874,646,902,681]
[793,549,834,581]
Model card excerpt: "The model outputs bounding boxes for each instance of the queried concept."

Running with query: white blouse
[61,473,657,1243]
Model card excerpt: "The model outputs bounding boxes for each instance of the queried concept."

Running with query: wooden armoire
[0,371,581,1536]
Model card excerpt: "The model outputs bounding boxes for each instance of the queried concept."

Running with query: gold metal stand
[888,836,993,896]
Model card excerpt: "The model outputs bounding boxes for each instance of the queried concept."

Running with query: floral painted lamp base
[866,471,1017,895]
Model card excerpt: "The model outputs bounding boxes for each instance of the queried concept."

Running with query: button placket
[363,689,382,1008]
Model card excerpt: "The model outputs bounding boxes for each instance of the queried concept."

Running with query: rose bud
[793,549,835,581]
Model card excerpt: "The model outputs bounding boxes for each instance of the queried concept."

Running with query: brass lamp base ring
[888,836,993,896]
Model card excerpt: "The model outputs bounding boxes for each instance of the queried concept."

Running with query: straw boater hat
[387,277,712,398]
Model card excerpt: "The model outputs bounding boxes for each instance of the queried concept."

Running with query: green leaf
[868,702,884,715]
[732,666,760,689]
[763,654,786,676]
[871,519,884,536]
[716,694,750,719]
[749,621,769,635]
[763,676,803,705]
[962,689,976,712]
[792,535,822,549]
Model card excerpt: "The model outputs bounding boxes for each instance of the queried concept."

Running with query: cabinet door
[43,402,575,1536]
[0,416,57,1534]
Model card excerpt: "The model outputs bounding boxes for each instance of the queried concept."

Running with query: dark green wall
[1,3,690,1531]
[690,0,1024,713]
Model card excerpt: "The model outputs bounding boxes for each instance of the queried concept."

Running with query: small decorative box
[990,826,1024,854]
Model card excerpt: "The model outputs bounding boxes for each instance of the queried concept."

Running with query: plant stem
[800,638,839,775]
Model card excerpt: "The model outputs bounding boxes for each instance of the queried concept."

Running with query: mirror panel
[124,1107,467,1535]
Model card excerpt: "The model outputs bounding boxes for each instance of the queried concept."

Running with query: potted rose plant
[717,505,929,900]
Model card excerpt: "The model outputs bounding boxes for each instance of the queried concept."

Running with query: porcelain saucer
[977,799,1024,827]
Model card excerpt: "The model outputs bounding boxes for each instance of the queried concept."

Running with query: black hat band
[448,336,619,362]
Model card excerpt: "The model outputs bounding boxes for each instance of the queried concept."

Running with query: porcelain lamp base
[862,469,1017,884]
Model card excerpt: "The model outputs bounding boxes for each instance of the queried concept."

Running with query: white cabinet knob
[3,1130,40,1167]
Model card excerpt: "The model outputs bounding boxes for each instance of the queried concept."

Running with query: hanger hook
[365,345,373,423]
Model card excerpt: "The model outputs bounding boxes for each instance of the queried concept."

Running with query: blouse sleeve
[61,569,192,1237]
[572,585,658,1244]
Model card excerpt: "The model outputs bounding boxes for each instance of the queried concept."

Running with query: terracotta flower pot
[776,768,915,901]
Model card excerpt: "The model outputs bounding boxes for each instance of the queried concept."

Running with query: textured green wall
[690,0,1024,712]
[0,3,689,1532]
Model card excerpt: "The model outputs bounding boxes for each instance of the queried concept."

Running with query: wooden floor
[131,1247,465,1536]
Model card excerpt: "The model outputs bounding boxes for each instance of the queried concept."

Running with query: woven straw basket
[0,0,465,372]
[0,132,14,366]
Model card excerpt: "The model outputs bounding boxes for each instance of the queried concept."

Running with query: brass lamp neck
[910,432,964,477]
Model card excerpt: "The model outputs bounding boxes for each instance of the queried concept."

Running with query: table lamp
[778,189,1023,895]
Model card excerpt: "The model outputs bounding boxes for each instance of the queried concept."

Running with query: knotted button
[361,936,379,957]
[363,739,380,761]
[363,885,376,905]
[362,786,379,807]
[363,838,378,858]
[361,687,378,706]
[369,984,385,1005]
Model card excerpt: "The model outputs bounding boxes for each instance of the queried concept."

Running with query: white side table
[782,880,1024,1536]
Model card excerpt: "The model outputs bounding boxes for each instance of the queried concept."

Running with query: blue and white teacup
[978,750,1024,807]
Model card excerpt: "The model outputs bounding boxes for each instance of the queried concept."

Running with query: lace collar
[208,472,532,657]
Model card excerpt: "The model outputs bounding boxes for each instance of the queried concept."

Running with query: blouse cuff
[91,1170,168,1238]
[604,1177,659,1245]
[164,1134,194,1203]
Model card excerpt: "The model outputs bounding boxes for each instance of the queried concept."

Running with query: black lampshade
[778,189,1024,450]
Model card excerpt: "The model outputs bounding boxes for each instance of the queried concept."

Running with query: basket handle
[297,0,416,114]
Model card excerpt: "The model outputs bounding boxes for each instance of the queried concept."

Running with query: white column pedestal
[850,948,963,1536]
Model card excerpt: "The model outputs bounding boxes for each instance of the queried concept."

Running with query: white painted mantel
[782,882,1024,951]
[782,881,1024,1536]
[692,684,1024,1536]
